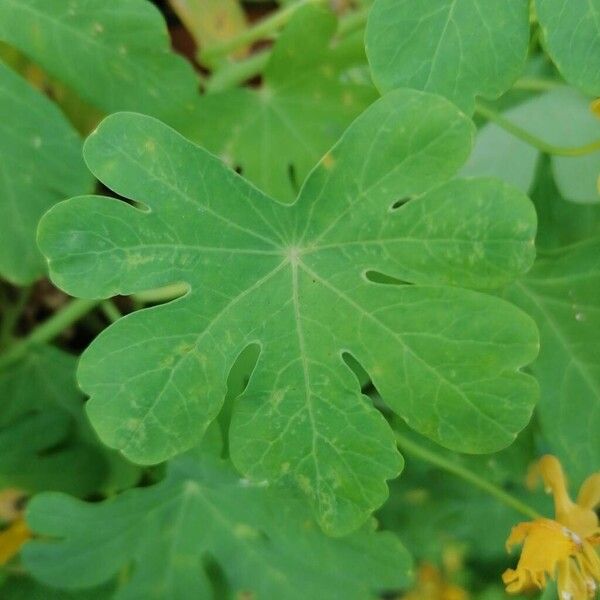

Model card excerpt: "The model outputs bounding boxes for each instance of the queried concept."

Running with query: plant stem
[475,101,600,157]
[201,0,326,63]
[511,76,562,92]
[100,300,122,324]
[206,50,270,92]
[204,4,370,91]
[0,298,100,369]
[0,286,31,349]
[337,5,370,36]
[394,430,541,520]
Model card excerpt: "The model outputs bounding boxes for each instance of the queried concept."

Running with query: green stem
[201,0,326,63]
[511,76,562,92]
[204,5,371,91]
[206,50,270,92]
[0,298,100,369]
[337,6,370,36]
[394,430,541,520]
[0,286,31,349]
[475,101,600,157]
[101,300,122,324]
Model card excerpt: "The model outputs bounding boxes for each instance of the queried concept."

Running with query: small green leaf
[536,0,600,96]
[0,62,92,284]
[189,4,376,200]
[506,239,600,488]
[38,89,538,533]
[23,454,412,599]
[462,88,600,204]
[365,0,530,113]
[0,0,199,124]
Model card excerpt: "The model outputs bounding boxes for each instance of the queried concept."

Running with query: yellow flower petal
[504,457,600,600]
[503,518,578,594]
[577,473,600,512]
[0,518,30,565]
[538,456,599,540]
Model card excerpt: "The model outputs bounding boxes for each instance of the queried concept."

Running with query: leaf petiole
[204,5,370,92]
[205,50,270,92]
[200,0,327,64]
[475,101,600,157]
[100,300,122,324]
[511,76,563,92]
[394,429,541,520]
[0,298,100,369]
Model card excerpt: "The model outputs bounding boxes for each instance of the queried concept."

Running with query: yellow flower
[402,563,469,600]
[0,518,30,565]
[503,455,600,599]
[0,488,30,565]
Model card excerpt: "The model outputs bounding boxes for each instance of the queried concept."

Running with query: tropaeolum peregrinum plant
[38,89,539,534]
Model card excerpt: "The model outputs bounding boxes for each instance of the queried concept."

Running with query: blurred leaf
[0,345,137,496]
[0,576,113,599]
[463,87,600,204]
[536,0,600,96]
[0,0,199,125]
[169,0,247,58]
[530,156,600,250]
[24,453,412,599]
[506,238,600,488]
[0,61,92,284]
[188,4,377,200]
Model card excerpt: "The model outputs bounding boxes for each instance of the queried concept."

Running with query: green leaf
[506,239,600,487]
[0,577,113,600]
[0,346,107,496]
[0,61,92,284]
[38,89,539,534]
[530,157,600,250]
[536,0,600,96]
[462,88,600,204]
[365,0,530,113]
[188,4,377,200]
[0,0,199,124]
[23,454,412,599]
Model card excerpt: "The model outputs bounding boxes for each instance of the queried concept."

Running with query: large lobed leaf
[38,89,539,534]
[365,0,530,113]
[0,61,92,284]
[188,4,377,201]
[23,453,412,599]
